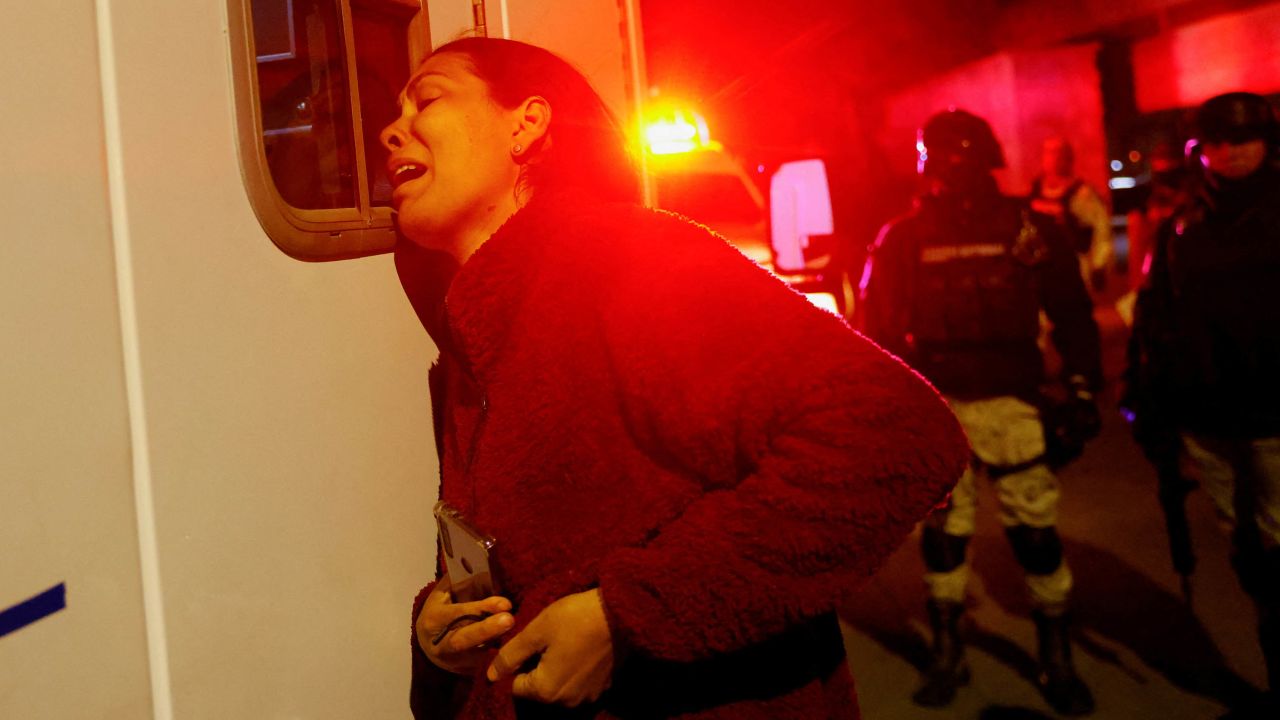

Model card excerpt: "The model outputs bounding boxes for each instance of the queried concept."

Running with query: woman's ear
[512,96,551,158]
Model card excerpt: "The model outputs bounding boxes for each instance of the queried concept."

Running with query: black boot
[1259,608,1280,715]
[1218,615,1278,720]
[1033,609,1095,716]
[912,599,970,707]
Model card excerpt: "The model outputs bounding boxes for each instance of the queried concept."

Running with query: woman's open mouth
[391,163,428,189]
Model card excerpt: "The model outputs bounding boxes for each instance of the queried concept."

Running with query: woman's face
[381,53,523,255]
[1200,138,1267,180]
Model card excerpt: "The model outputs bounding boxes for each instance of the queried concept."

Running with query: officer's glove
[1044,376,1101,467]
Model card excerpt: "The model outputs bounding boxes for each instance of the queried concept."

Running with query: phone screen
[434,502,499,603]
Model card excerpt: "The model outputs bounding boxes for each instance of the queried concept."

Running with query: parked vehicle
[650,147,771,265]
[642,103,849,315]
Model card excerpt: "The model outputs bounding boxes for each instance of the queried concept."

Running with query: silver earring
[512,143,523,155]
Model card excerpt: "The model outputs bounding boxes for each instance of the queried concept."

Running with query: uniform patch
[920,243,1007,264]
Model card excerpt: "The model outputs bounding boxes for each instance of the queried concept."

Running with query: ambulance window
[349,2,413,208]
[230,0,425,260]
[256,0,359,210]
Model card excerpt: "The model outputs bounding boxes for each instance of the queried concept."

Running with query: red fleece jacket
[396,194,969,719]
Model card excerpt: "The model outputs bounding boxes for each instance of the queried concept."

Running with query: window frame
[227,0,427,261]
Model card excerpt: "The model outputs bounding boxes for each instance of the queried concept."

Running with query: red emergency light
[642,103,718,155]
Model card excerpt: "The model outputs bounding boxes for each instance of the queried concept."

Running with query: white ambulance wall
[116,0,438,714]
[428,0,632,120]
[67,0,435,717]
[426,0,476,46]
[505,0,631,118]
[0,5,152,717]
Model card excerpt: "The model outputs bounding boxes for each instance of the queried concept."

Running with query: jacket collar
[440,192,567,381]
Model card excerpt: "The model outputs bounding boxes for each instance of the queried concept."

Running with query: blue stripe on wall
[0,583,66,639]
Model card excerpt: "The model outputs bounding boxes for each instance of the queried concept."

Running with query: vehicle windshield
[655,172,762,225]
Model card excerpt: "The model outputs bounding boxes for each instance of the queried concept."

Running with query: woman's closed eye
[413,95,441,111]
[406,76,445,111]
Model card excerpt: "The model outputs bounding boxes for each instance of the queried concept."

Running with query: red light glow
[1132,4,1280,112]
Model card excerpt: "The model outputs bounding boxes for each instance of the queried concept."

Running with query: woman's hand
[486,589,616,707]
[417,577,515,675]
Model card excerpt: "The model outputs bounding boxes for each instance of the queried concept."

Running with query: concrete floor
[839,290,1270,719]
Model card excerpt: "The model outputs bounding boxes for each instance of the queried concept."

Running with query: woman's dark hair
[430,37,642,204]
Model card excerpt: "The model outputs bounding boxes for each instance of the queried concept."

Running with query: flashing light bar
[643,103,713,156]
[1108,177,1138,190]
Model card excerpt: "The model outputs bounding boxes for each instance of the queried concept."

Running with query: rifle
[1153,453,1197,605]
[1124,223,1198,603]
[1121,389,1197,605]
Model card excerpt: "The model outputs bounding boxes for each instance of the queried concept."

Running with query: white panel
[428,0,478,46]
[0,3,152,718]
[770,160,834,272]
[96,0,438,717]
[506,0,629,119]
[422,0,632,120]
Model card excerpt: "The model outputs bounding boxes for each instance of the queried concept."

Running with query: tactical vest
[910,198,1048,348]
[1030,178,1092,254]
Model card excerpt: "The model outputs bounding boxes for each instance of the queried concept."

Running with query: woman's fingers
[488,590,614,706]
[447,611,515,652]
[425,591,512,626]
[420,589,513,654]
[416,578,515,674]
[511,664,547,702]
[487,613,545,682]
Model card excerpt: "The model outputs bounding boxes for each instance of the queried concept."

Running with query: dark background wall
[640,0,1280,243]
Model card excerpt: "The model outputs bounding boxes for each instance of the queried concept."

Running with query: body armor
[1030,177,1092,254]
[906,195,1050,398]
[863,109,1100,401]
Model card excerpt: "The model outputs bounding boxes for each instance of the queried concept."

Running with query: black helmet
[917,108,1006,177]
[1195,92,1278,146]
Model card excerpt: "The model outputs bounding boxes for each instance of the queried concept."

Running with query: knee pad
[922,526,970,573]
[1006,525,1063,575]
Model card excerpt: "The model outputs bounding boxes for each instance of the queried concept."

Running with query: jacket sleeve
[409,581,471,719]
[1069,183,1114,272]
[593,216,969,662]
[857,220,915,359]
[1037,217,1104,390]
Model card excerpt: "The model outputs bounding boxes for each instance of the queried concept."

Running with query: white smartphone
[433,501,501,604]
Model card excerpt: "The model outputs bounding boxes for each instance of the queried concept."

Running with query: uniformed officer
[1125,91,1280,717]
[860,109,1104,715]
[1030,136,1114,292]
